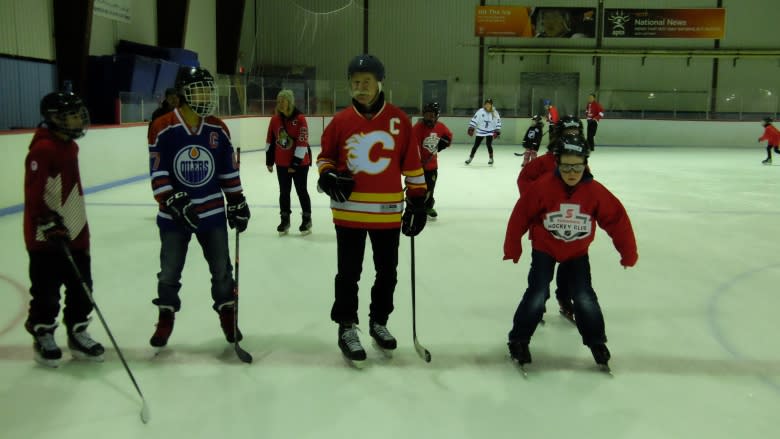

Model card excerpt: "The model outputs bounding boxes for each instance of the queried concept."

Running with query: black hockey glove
[437,135,451,152]
[164,191,199,232]
[226,194,250,233]
[318,170,354,203]
[401,197,427,237]
[37,212,69,244]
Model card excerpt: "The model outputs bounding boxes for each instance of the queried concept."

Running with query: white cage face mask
[182,80,217,117]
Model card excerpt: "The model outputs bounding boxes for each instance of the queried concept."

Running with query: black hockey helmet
[347,54,385,81]
[557,115,584,134]
[531,114,543,123]
[484,98,494,105]
[40,91,90,139]
[423,102,440,116]
[553,134,590,159]
[175,66,217,117]
[762,116,773,126]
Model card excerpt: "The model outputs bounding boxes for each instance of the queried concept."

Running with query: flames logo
[345,131,395,175]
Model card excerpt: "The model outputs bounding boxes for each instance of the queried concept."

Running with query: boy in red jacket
[412,101,453,219]
[758,117,780,165]
[503,134,637,369]
[23,91,104,367]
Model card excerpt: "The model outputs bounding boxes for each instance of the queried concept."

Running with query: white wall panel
[185,0,217,71]
[0,0,54,59]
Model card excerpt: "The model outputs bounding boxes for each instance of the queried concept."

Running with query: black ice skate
[26,321,62,368]
[762,158,772,165]
[338,323,367,366]
[299,213,312,235]
[277,213,291,235]
[488,157,494,165]
[558,298,575,324]
[218,302,244,343]
[589,343,611,372]
[67,320,105,362]
[369,321,397,355]
[508,340,531,365]
[426,207,438,219]
[150,305,175,348]
[464,157,473,165]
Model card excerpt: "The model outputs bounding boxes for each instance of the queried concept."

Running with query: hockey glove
[226,194,250,233]
[318,170,354,203]
[493,130,501,139]
[164,191,199,232]
[467,127,475,137]
[401,197,427,237]
[37,212,69,243]
[437,135,451,152]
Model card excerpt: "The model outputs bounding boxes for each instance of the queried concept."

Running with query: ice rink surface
[0,143,778,438]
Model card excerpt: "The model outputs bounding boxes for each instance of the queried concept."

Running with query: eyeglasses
[559,163,586,173]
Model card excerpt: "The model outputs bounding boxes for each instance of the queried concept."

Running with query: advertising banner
[475,6,595,38]
[604,9,725,38]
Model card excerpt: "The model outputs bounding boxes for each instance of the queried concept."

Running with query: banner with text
[604,8,725,38]
[94,0,131,23]
[475,6,596,38]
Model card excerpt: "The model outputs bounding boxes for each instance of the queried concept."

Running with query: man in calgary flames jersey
[412,101,453,219]
[317,54,427,365]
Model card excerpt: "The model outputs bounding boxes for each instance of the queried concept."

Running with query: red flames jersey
[24,128,89,251]
[318,101,426,229]
[412,120,453,171]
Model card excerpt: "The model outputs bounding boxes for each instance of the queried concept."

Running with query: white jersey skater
[469,108,502,137]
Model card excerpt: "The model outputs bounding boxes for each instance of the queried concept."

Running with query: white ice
[0,143,778,439]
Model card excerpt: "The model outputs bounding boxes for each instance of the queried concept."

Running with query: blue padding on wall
[0,57,56,129]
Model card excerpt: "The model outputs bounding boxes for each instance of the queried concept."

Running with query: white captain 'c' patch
[174,145,215,187]
[30,160,38,171]
[543,203,592,242]
[345,131,395,175]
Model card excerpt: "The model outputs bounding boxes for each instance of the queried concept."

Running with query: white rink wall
[0,116,761,210]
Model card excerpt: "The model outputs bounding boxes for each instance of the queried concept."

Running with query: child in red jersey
[412,101,453,219]
[317,54,427,364]
[758,117,780,165]
[504,134,637,369]
[23,91,104,367]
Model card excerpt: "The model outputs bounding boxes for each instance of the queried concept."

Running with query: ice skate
[464,157,473,165]
[218,302,244,343]
[369,321,397,357]
[508,340,531,376]
[299,213,312,235]
[150,305,175,348]
[488,157,494,165]
[338,323,367,367]
[277,213,291,235]
[762,158,772,165]
[426,207,438,219]
[589,343,611,372]
[67,320,105,362]
[26,322,61,368]
[558,298,575,324]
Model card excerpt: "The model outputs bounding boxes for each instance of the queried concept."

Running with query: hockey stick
[410,236,431,362]
[60,243,150,424]
[232,147,253,364]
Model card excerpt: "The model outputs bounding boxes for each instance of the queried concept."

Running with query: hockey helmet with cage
[347,54,385,81]
[40,91,90,139]
[422,102,440,127]
[176,66,217,117]
[531,114,543,124]
[762,116,774,126]
[553,134,590,159]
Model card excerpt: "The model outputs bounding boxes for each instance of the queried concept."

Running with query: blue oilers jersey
[148,109,243,231]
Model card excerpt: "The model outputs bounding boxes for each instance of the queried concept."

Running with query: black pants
[469,136,494,158]
[587,119,598,150]
[276,166,311,215]
[766,144,780,160]
[509,251,606,346]
[424,169,438,209]
[331,226,400,326]
[548,125,560,147]
[27,248,93,329]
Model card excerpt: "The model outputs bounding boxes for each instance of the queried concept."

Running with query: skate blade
[371,340,394,359]
[70,350,105,362]
[278,230,289,236]
[34,355,60,368]
[342,354,367,369]
[509,356,529,377]
[598,364,613,375]
[300,230,312,236]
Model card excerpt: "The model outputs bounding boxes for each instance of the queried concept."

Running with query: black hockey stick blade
[413,336,431,363]
[141,400,151,424]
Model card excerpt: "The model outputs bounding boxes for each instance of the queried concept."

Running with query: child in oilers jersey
[23,91,105,367]
[503,134,637,369]
[147,67,251,350]
[758,117,780,165]
[465,98,501,165]
[316,54,428,365]
[412,101,453,219]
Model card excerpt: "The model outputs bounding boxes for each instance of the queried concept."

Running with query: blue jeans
[155,227,234,311]
[509,250,606,346]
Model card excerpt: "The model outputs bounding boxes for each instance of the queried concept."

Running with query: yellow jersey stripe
[349,191,404,202]
[332,210,402,223]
